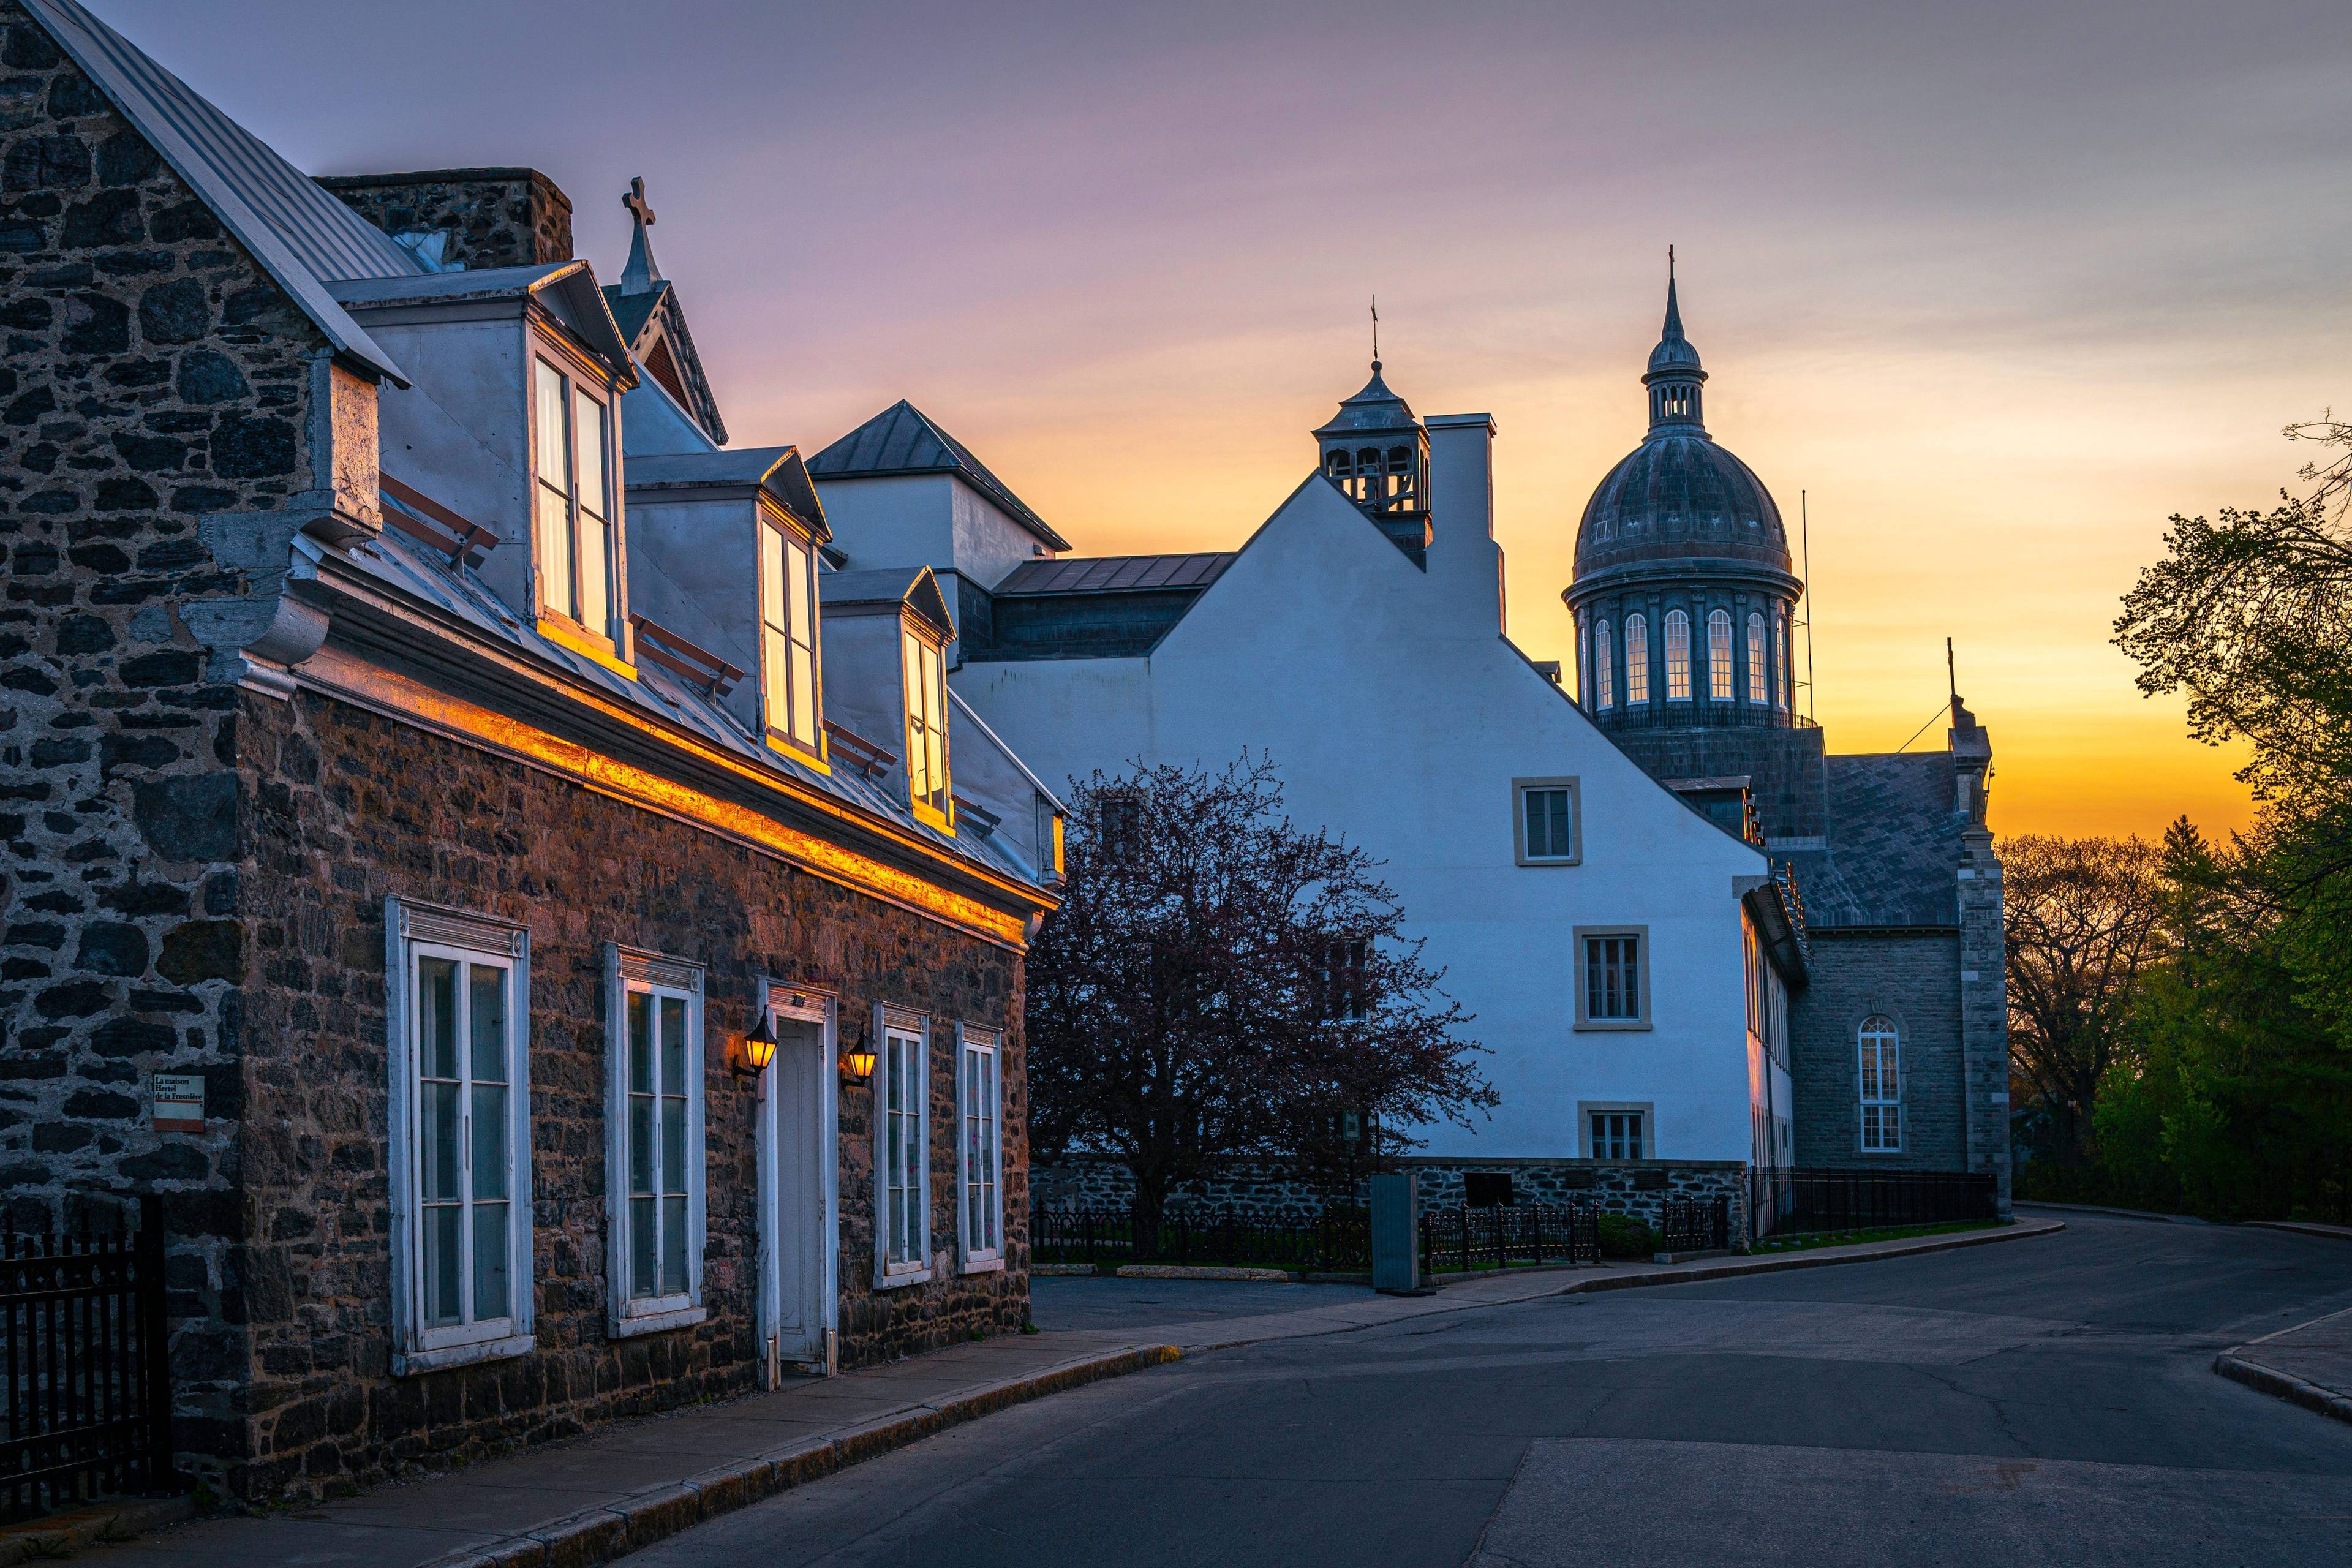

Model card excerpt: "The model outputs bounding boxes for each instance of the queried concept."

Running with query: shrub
[1597,1212,1656,1259]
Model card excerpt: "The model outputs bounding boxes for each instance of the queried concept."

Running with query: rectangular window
[1594,620,1615,712]
[760,518,821,752]
[1747,612,1769,704]
[1626,614,1650,704]
[1100,791,1142,864]
[1774,609,1791,712]
[1665,611,1691,701]
[606,945,705,1333]
[1575,926,1650,1029]
[902,628,949,820]
[1708,609,1733,701]
[1515,778,1580,865]
[1859,1022,1902,1153]
[1589,1110,1645,1161]
[876,1014,931,1285]
[957,1027,1002,1270]
[1321,938,1370,1020]
[389,898,530,1372]
[532,356,617,642]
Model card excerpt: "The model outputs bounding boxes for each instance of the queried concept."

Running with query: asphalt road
[628,1216,2352,1567]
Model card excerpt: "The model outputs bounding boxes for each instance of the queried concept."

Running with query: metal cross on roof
[624,176,656,228]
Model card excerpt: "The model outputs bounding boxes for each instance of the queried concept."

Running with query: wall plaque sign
[153,1072,205,1133]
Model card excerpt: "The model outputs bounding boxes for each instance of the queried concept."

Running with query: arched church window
[1595,620,1614,712]
[1774,608,1790,712]
[1747,612,1768,704]
[1707,609,1732,701]
[1387,445,1412,474]
[1858,1017,1901,1152]
[1665,611,1691,702]
[1625,615,1649,704]
[1327,450,1351,477]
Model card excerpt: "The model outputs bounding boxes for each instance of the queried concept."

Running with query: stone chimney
[317,168,573,271]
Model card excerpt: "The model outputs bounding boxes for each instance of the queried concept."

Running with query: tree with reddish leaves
[1027,755,1494,1225]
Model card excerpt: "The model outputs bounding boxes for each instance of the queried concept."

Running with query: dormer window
[759,514,821,755]
[902,626,949,824]
[533,358,616,643]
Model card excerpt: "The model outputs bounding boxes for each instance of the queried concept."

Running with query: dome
[1572,430,1791,586]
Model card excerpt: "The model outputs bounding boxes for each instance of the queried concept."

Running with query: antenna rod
[1370,295,1379,366]
[1801,489,1817,723]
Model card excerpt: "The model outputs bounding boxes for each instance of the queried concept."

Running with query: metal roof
[1776,752,1966,930]
[24,0,420,385]
[809,401,1071,552]
[328,262,638,390]
[625,447,829,540]
[818,565,956,637]
[1313,364,1419,439]
[993,553,1235,597]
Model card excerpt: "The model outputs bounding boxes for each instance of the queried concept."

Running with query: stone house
[0,0,1060,1504]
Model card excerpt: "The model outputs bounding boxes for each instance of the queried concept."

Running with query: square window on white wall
[386,897,533,1375]
[1514,777,1581,866]
[874,1006,933,1288]
[604,944,707,1337]
[957,1025,1003,1272]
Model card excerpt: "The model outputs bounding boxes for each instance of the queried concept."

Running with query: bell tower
[1314,360,1431,567]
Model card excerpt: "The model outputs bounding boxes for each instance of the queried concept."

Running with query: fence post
[137,1195,171,1495]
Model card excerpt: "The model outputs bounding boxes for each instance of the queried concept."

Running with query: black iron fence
[4,1197,175,1522]
[1751,1167,1999,1241]
[1660,1196,1732,1253]
[1419,1204,1600,1275]
[1033,1205,1371,1273]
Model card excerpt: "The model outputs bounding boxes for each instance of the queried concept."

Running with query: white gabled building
[810,368,1803,1215]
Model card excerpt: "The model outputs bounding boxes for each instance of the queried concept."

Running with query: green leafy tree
[1026,755,1495,1225]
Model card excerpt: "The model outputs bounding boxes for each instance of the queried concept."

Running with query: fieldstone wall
[232,687,1029,1501]
[1789,929,1964,1172]
[316,168,573,270]
[1035,1154,1751,1246]
[0,0,323,1483]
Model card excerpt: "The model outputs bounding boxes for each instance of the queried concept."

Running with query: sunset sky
[104,0,2351,839]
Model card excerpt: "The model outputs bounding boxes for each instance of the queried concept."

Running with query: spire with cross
[619,175,663,296]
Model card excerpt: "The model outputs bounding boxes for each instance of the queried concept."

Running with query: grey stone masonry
[317,168,572,271]
[1,0,325,1474]
[1789,930,1964,1170]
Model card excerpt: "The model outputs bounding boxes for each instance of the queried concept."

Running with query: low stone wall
[1035,1155,1753,1249]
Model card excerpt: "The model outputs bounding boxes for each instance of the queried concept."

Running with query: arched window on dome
[1707,609,1732,701]
[1747,612,1768,705]
[1773,608,1790,712]
[1626,614,1649,704]
[1595,620,1614,712]
[1858,1017,1901,1153]
[1665,611,1691,702]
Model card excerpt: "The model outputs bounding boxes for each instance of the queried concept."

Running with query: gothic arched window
[1707,609,1732,701]
[1595,620,1614,712]
[1773,607,1791,712]
[1858,1017,1901,1152]
[1626,614,1650,704]
[1665,611,1691,702]
[1747,611,1768,704]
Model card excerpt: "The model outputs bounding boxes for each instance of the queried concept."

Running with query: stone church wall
[317,168,573,270]
[1789,928,1966,1171]
[221,685,1031,1501]
[1,0,324,1477]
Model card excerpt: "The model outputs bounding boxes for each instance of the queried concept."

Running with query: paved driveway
[630,1215,2352,1566]
[1030,1275,1375,1332]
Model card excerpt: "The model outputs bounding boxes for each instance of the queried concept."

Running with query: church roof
[1314,364,1418,437]
[1778,752,1966,929]
[810,401,1071,552]
[22,0,420,385]
[995,553,1234,597]
[1646,275,1704,377]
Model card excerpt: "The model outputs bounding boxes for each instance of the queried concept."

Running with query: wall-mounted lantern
[838,1025,876,1086]
[735,1011,779,1079]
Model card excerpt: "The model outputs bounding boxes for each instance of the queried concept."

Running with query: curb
[2013,1200,2214,1224]
[417,1344,1182,1568]
[2214,1353,2352,1426]
[2247,1220,2352,1243]
[0,1496,194,1568]
[1116,1265,1291,1281]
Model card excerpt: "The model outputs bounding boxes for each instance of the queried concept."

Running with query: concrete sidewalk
[58,1216,2063,1568]
[2217,1304,2352,1425]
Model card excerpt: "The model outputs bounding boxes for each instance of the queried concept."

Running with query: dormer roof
[624,446,829,541]
[809,401,1071,552]
[21,0,423,385]
[819,565,956,642]
[327,262,639,388]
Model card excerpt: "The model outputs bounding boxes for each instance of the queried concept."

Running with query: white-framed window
[1625,613,1650,704]
[956,1024,1003,1272]
[1594,620,1615,712]
[759,513,821,754]
[1515,777,1581,866]
[386,897,532,1374]
[874,1008,932,1287]
[605,945,706,1336]
[1574,925,1650,1029]
[1665,610,1691,702]
[902,626,949,824]
[1589,1110,1645,1160]
[1774,606,1791,712]
[1860,1016,1902,1152]
[1747,611,1768,705]
[532,356,617,641]
[1708,609,1733,701]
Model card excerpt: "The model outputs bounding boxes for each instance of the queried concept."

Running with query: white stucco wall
[951,438,1770,1163]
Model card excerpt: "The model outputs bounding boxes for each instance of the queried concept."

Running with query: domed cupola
[1563,262,1807,731]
